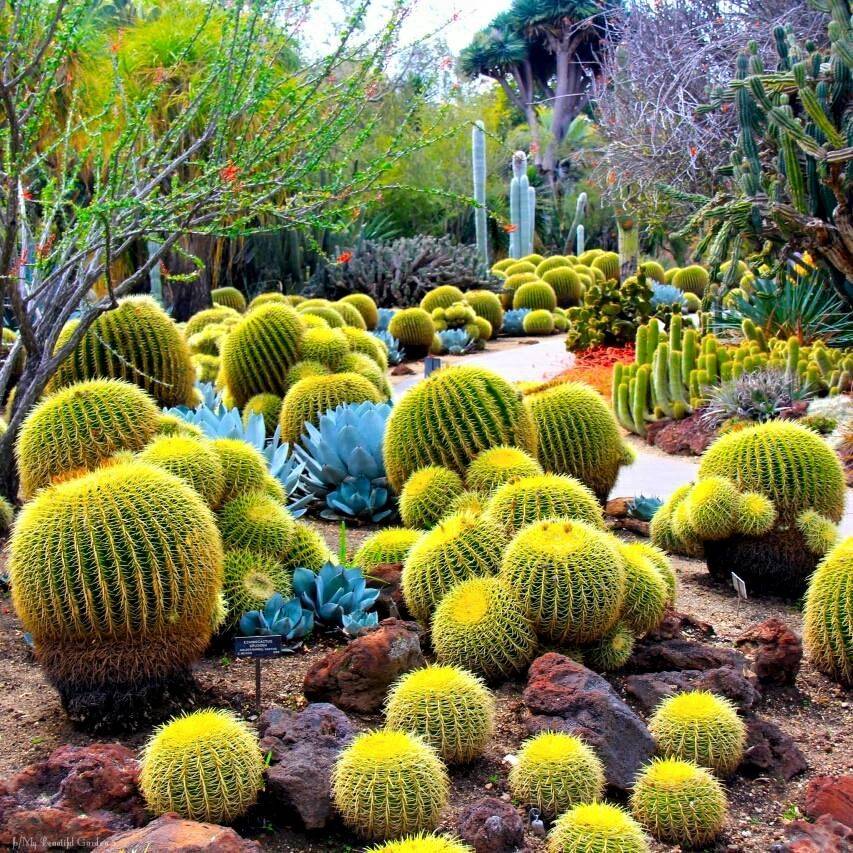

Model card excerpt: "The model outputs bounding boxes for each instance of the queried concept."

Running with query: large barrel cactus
[220,302,306,406]
[525,382,634,501]
[47,296,195,407]
[384,366,538,491]
[16,379,160,499]
[657,421,844,594]
[9,461,223,727]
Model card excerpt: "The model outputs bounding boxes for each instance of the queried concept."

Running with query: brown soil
[0,521,850,852]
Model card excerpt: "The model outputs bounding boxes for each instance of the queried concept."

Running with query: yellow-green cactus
[242,393,283,435]
[547,802,650,853]
[685,476,739,541]
[367,834,474,853]
[218,490,295,556]
[464,290,504,337]
[222,548,292,630]
[335,300,368,330]
[340,293,379,330]
[211,286,247,313]
[341,326,389,370]
[279,520,334,573]
[513,281,558,312]
[388,308,436,358]
[385,665,495,763]
[421,285,466,313]
[466,445,544,497]
[618,542,669,637]
[542,266,584,307]
[522,309,555,335]
[299,326,350,370]
[332,730,449,840]
[138,434,226,508]
[400,466,465,530]
[210,438,269,504]
[140,709,264,823]
[353,527,424,572]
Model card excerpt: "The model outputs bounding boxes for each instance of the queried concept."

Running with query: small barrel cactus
[388,308,436,359]
[421,285,466,313]
[501,518,626,644]
[332,730,449,840]
[340,293,379,330]
[509,731,605,819]
[400,466,465,530]
[402,511,506,623]
[210,438,270,504]
[649,691,746,776]
[353,527,425,572]
[298,326,350,370]
[218,490,295,556]
[222,549,293,631]
[335,300,368,329]
[140,709,264,823]
[630,758,727,847]
[211,286,247,313]
[280,520,334,573]
[342,326,389,369]
[513,281,558,312]
[465,445,544,497]
[138,434,226,508]
[542,266,583,307]
[673,265,709,296]
[464,290,504,336]
[242,393,284,436]
[385,665,495,763]
[803,537,853,686]
[547,802,650,853]
[431,576,537,680]
[584,622,635,671]
[618,543,669,636]
[522,309,556,335]
[368,834,474,853]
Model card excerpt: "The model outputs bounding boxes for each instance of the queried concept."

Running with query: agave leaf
[292,567,315,596]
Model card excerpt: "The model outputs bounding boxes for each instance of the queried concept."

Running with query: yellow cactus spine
[466,445,544,496]
[368,833,474,853]
[618,543,669,637]
[547,802,650,853]
[353,527,425,572]
[138,434,226,508]
[400,466,465,530]
[332,730,450,840]
[385,665,495,763]
[218,490,295,556]
[210,438,270,504]
[140,709,264,823]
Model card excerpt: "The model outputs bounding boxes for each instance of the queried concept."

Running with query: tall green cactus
[509,151,533,257]
[472,121,489,265]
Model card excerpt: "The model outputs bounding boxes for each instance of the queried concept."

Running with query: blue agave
[650,284,687,310]
[238,593,314,649]
[342,610,379,637]
[164,383,309,516]
[502,308,531,335]
[292,561,380,630]
[627,494,664,521]
[376,307,396,332]
[372,330,404,365]
[436,328,474,355]
[293,401,393,522]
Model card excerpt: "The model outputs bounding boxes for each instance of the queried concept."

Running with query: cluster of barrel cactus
[614,314,852,436]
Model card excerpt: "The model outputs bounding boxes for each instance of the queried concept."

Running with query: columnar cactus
[472,120,489,264]
[509,151,533,257]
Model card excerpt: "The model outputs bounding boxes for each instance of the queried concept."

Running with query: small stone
[628,638,747,673]
[771,814,853,852]
[456,797,524,853]
[740,716,808,781]
[804,775,853,828]
[390,364,416,375]
[736,618,802,686]
[623,665,760,713]
[97,814,260,852]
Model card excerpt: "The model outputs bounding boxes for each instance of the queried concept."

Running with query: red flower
[689,145,698,158]
[337,251,353,264]
[503,224,518,233]
[22,189,33,201]
[220,163,240,184]
[440,55,453,70]
[529,141,540,155]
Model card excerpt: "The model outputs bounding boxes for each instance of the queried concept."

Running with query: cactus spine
[472,121,489,264]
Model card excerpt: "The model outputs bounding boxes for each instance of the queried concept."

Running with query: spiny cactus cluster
[509,732,605,818]
[400,466,465,529]
[332,730,450,840]
[140,709,264,823]
[138,434,226,508]
[465,445,543,496]
[384,366,538,492]
[48,296,196,407]
[652,421,843,593]
[547,802,650,853]
[385,665,495,763]
[368,834,474,853]
[218,489,295,555]
[525,381,633,501]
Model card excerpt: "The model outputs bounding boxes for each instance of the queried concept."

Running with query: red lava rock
[740,716,808,781]
[804,775,853,828]
[0,743,146,851]
[258,703,353,830]
[771,814,853,852]
[645,610,715,641]
[303,618,424,712]
[623,665,760,713]
[628,638,746,673]
[736,617,802,686]
[523,653,654,791]
[646,411,717,456]
[456,797,525,853]
[605,497,631,518]
[367,562,409,620]
[97,813,261,852]
[390,364,416,375]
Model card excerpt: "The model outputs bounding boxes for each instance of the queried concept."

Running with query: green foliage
[565,276,652,352]
[509,732,605,819]
[211,287,247,313]
[547,802,651,853]
[400,466,465,530]
[630,758,727,847]
[522,309,556,335]
[650,691,746,776]
[501,518,626,644]
[526,381,632,501]
[402,511,506,623]
[138,434,226,508]
[10,461,222,712]
[483,474,604,538]
[220,303,306,407]
[140,709,264,823]
[803,536,853,686]
[466,445,543,497]
[48,297,196,407]
[278,372,382,444]
[332,730,449,840]
[16,378,160,499]
[385,665,495,763]
[384,366,538,492]
[353,527,424,572]
[431,576,537,680]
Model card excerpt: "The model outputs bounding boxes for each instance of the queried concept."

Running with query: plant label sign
[424,356,442,377]
[233,635,282,658]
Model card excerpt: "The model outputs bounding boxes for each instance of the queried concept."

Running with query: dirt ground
[0,519,850,853]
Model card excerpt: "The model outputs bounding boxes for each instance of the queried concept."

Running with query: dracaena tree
[0,0,437,500]
[459,0,618,195]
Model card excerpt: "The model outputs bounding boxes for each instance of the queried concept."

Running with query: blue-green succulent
[437,328,475,355]
[372,330,404,365]
[502,308,531,335]
[292,561,380,630]
[238,593,314,648]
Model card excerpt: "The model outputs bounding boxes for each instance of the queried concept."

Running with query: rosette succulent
[238,593,314,649]
[292,561,380,630]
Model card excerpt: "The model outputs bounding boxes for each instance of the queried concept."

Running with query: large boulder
[303,618,425,712]
[523,653,654,791]
[456,797,525,853]
[805,775,853,828]
[258,703,354,830]
[97,814,260,852]
[628,637,747,672]
[623,666,760,714]
[736,618,802,686]
[0,743,146,851]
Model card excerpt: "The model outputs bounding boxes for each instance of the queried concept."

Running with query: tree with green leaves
[0,0,437,500]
